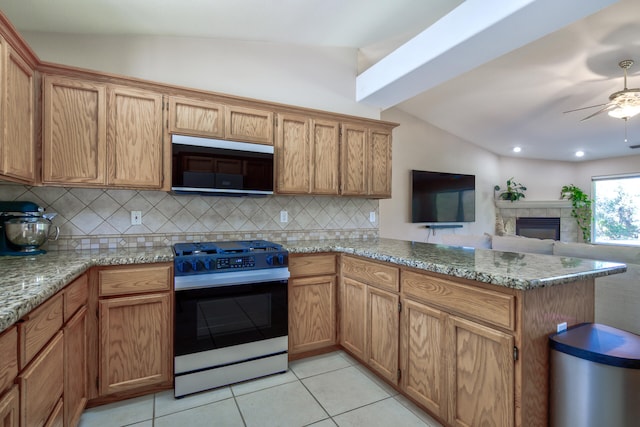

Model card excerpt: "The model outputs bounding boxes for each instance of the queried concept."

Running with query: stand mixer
[0,201,59,255]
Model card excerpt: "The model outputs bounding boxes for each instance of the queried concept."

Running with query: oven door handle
[174,267,290,291]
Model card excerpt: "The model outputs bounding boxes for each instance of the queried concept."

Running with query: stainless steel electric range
[173,240,289,398]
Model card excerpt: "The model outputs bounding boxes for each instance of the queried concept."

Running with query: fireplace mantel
[495,200,572,209]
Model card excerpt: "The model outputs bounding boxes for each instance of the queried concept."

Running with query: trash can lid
[549,323,640,369]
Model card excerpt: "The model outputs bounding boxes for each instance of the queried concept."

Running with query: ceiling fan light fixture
[607,105,640,119]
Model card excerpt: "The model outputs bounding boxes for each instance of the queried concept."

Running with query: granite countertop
[0,247,173,334]
[0,238,627,334]
[282,238,627,289]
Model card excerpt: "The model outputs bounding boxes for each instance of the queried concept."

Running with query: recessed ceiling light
[513,146,522,153]
[575,151,585,157]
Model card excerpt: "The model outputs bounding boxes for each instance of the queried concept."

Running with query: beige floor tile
[308,419,338,427]
[126,422,153,427]
[353,363,400,396]
[333,397,430,427]
[78,394,154,427]
[394,394,444,427]
[154,398,243,427]
[302,366,390,416]
[231,370,298,396]
[236,381,327,427]
[289,351,352,379]
[154,386,233,417]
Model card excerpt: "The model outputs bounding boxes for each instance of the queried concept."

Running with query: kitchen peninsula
[0,239,626,427]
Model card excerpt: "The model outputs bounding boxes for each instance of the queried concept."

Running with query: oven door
[174,279,288,357]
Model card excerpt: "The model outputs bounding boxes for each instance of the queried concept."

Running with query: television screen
[411,170,476,223]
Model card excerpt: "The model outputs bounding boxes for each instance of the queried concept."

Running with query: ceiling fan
[564,59,640,122]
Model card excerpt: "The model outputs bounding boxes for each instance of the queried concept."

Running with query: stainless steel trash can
[549,323,640,427]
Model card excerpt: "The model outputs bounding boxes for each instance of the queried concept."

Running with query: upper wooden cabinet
[168,96,274,145]
[42,75,107,185]
[0,37,35,184]
[341,124,392,198]
[43,76,164,189]
[107,85,164,188]
[275,113,340,195]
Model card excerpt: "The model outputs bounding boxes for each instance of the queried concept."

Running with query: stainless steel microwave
[171,135,274,196]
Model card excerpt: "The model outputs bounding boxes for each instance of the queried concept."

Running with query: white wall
[22,31,379,119]
[379,108,500,242]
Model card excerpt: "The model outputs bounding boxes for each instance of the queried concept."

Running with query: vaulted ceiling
[3,0,640,162]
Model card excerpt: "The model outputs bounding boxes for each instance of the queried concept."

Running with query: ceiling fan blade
[562,103,609,114]
[579,103,618,121]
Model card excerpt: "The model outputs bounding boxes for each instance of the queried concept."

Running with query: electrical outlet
[130,211,142,225]
[557,322,567,333]
[369,211,376,223]
[280,210,288,223]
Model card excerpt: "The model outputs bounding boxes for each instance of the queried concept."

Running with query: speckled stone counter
[0,247,173,334]
[282,238,627,290]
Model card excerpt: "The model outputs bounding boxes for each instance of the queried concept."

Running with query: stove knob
[277,254,285,265]
[190,259,201,272]
[266,255,274,266]
[202,258,212,270]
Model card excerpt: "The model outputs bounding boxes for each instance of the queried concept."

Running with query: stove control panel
[216,256,255,270]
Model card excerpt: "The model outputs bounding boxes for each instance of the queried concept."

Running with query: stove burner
[173,240,288,276]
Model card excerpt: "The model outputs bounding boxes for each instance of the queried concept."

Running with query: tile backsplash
[0,184,379,250]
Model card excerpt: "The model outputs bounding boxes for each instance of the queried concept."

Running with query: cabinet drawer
[18,293,64,369]
[342,256,399,292]
[0,327,17,394]
[44,398,63,427]
[289,254,336,277]
[19,331,64,427]
[64,274,88,322]
[401,271,515,330]
[99,263,172,296]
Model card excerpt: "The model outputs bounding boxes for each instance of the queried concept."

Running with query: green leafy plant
[494,178,527,202]
[560,184,592,242]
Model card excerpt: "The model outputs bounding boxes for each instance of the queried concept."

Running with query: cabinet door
[107,86,164,188]
[225,105,273,145]
[310,119,340,195]
[447,316,514,427]
[369,128,392,198]
[276,113,310,194]
[366,286,399,384]
[168,96,225,138]
[42,75,107,185]
[0,385,19,427]
[289,275,336,354]
[0,326,17,396]
[339,277,366,360]
[340,123,367,195]
[99,293,171,396]
[400,299,447,418]
[64,307,87,427]
[1,44,35,182]
[19,331,64,427]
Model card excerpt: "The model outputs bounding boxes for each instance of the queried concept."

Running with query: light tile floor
[79,350,444,427]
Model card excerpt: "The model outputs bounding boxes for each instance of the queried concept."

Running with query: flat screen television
[411,170,476,223]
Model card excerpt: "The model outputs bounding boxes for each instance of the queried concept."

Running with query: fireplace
[516,217,561,240]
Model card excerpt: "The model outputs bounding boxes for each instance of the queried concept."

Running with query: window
[592,174,640,246]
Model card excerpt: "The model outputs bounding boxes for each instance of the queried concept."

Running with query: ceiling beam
[355,0,620,109]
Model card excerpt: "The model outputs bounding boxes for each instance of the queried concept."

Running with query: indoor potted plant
[560,184,592,241]
[494,178,527,201]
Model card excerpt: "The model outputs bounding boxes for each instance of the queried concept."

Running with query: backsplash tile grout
[0,184,379,249]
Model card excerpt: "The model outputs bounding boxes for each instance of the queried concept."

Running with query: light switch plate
[131,211,142,225]
[369,211,376,222]
[280,210,288,223]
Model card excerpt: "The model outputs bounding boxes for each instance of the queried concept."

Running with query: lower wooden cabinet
[45,398,64,427]
[339,277,367,360]
[447,315,514,427]
[289,275,337,354]
[288,254,337,355]
[366,286,399,383]
[0,385,19,427]
[18,331,64,427]
[99,292,171,395]
[400,299,447,418]
[64,307,87,427]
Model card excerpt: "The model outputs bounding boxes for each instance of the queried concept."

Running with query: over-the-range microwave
[171,134,274,196]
